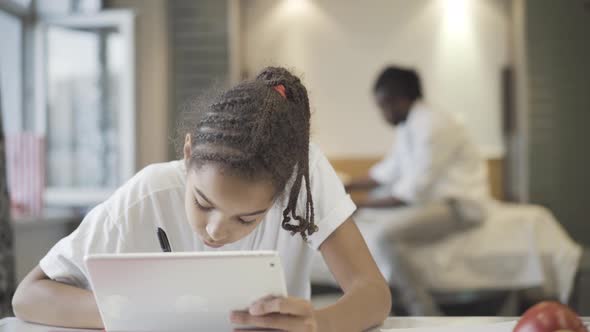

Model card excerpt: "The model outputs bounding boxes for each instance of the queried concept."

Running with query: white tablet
[84,251,287,331]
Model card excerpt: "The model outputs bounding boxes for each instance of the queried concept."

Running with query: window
[40,12,136,206]
[46,26,121,189]
[0,9,23,134]
[1,2,135,208]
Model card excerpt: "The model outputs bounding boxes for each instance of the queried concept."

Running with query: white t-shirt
[370,102,490,207]
[40,144,356,299]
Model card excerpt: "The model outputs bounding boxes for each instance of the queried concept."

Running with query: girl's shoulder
[103,160,186,222]
[134,160,187,190]
[123,160,186,196]
[307,143,325,171]
[287,143,345,204]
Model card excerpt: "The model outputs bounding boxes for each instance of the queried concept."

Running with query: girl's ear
[183,134,192,161]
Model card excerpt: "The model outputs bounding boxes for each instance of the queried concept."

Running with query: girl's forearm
[315,278,391,332]
[13,278,103,329]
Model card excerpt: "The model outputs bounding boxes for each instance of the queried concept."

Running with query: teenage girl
[12,67,391,331]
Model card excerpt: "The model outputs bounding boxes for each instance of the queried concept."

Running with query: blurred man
[346,66,491,315]
[348,66,490,212]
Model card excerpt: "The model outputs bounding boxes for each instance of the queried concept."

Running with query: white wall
[242,0,510,158]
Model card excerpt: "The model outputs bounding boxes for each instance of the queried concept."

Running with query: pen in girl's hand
[157,227,172,252]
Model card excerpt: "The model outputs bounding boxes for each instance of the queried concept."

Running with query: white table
[379,317,515,329]
[0,317,520,331]
[4,316,589,331]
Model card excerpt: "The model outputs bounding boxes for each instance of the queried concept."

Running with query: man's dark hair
[373,66,423,101]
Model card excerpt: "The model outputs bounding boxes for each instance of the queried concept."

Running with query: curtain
[0,83,16,316]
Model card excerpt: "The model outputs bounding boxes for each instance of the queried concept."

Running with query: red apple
[514,301,588,332]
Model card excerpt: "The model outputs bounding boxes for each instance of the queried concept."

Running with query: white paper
[381,320,517,332]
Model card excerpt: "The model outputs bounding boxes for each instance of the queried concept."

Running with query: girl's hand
[231,296,318,332]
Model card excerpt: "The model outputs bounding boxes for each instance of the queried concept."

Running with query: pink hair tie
[273,84,287,98]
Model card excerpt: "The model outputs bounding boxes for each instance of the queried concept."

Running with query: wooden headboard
[329,158,504,201]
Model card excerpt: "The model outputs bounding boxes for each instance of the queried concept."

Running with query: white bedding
[311,202,582,302]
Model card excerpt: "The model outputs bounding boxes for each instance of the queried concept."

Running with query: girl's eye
[194,198,213,211]
[237,218,256,225]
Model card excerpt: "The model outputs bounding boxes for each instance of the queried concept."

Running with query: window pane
[46,25,122,189]
[36,0,102,16]
[0,10,23,134]
[12,0,32,8]
[36,0,72,16]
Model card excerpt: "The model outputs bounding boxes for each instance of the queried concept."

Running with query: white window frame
[0,0,30,17]
[35,10,136,207]
[0,0,29,133]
